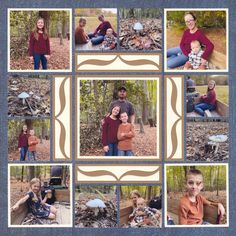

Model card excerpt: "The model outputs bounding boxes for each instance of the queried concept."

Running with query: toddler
[101,28,117,50]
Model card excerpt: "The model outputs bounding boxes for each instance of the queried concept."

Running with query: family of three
[102,86,135,156]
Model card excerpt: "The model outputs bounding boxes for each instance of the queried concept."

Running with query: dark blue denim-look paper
[0,0,235,236]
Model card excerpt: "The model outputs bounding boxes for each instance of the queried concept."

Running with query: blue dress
[27,191,50,218]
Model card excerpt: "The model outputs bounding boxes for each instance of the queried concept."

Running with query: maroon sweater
[201,90,216,105]
[18,132,29,148]
[102,116,121,146]
[180,29,214,60]
[94,21,117,37]
[29,32,50,56]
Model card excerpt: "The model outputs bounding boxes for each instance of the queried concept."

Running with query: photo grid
[7,7,229,230]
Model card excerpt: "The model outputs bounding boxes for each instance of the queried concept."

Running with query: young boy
[117,112,135,156]
[75,17,89,44]
[101,28,117,50]
[28,129,38,161]
[184,40,208,70]
[179,169,225,225]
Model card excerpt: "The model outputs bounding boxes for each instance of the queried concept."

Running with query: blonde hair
[29,178,41,188]
[191,40,201,47]
[130,189,141,198]
[33,18,48,40]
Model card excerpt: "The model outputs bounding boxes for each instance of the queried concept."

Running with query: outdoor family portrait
[9,165,71,226]
[75,8,117,50]
[166,10,227,70]
[80,80,158,157]
[9,10,71,70]
[8,119,50,161]
[120,186,162,228]
[166,165,227,226]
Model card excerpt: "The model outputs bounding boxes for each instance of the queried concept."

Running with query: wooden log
[120,205,133,225]
[55,189,70,202]
[11,202,28,225]
[216,100,228,117]
[208,50,226,70]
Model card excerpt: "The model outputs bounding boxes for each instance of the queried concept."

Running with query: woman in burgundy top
[18,125,29,161]
[29,18,50,70]
[167,12,214,69]
[102,105,121,156]
[194,80,217,116]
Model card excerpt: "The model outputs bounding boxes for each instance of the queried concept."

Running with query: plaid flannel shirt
[130,207,155,224]
[188,50,208,69]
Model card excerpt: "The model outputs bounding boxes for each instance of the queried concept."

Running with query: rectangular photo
[8,9,72,71]
[186,75,228,118]
[119,8,162,51]
[165,164,228,227]
[120,186,162,228]
[8,75,50,117]
[75,185,117,227]
[9,164,72,227]
[75,8,117,51]
[165,9,228,72]
[8,119,50,161]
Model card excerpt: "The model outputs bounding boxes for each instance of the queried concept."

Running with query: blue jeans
[202,221,211,225]
[88,33,104,45]
[33,53,47,70]
[194,103,216,116]
[105,143,118,156]
[167,47,188,68]
[118,150,134,156]
[20,147,28,161]
[28,151,36,161]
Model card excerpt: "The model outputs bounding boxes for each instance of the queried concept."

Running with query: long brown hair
[33,18,48,40]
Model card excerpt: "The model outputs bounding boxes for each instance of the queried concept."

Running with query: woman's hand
[11,204,19,212]
[103,146,109,152]
[201,58,207,65]
[29,56,33,62]
[45,55,50,60]
[18,148,21,152]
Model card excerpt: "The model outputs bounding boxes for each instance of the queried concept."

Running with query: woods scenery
[120,186,162,227]
[119,8,162,50]
[8,119,50,161]
[9,10,71,70]
[166,10,227,70]
[80,80,158,156]
[8,76,50,117]
[10,165,71,226]
[75,185,117,227]
[166,165,227,225]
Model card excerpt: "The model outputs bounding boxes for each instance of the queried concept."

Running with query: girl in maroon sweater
[29,18,50,70]
[18,125,29,161]
[102,105,121,156]
[167,12,214,69]
[194,80,216,116]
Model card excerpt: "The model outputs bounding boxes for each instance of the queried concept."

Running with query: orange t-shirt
[28,135,38,152]
[179,194,211,225]
[117,123,135,151]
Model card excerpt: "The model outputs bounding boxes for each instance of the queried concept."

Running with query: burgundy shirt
[201,90,216,105]
[29,32,50,56]
[94,21,117,37]
[180,29,214,60]
[102,116,121,146]
[18,132,29,148]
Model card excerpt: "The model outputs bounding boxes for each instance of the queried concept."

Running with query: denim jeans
[117,150,134,156]
[105,143,118,156]
[28,151,36,161]
[20,147,28,161]
[167,47,189,68]
[88,33,104,45]
[33,53,47,70]
[194,103,216,116]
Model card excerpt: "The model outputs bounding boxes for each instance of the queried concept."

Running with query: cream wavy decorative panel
[75,53,162,72]
[76,164,161,183]
[165,75,184,160]
[52,76,72,160]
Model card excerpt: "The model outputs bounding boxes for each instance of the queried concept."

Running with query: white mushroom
[133,22,143,32]
[18,92,30,105]
[86,199,106,216]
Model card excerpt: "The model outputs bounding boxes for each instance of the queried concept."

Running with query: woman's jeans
[167,47,188,68]
[33,53,47,70]
[20,147,28,161]
[88,33,104,45]
[194,103,216,116]
[105,143,118,156]
[118,150,134,156]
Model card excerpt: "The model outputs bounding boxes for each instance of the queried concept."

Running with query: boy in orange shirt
[117,112,135,156]
[179,169,225,225]
[28,129,39,161]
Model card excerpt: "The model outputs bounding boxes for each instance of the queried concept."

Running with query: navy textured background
[0,0,235,235]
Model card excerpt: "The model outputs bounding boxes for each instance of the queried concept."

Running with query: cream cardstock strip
[165,75,184,160]
[53,76,72,160]
[75,53,162,72]
[76,164,161,183]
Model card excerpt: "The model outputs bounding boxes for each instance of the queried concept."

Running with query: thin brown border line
[52,75,73,161]
[75,53,162,72]
[75,76,160,160]
[164,75,184,161]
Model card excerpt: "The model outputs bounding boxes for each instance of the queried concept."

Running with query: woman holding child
[167,12,214,69]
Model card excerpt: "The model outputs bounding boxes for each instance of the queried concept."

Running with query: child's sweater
[117,123,135,151]
[29,32,50,56]
[28,135,39,152]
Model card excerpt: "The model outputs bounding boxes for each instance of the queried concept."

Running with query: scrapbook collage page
[0,0,235,236]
